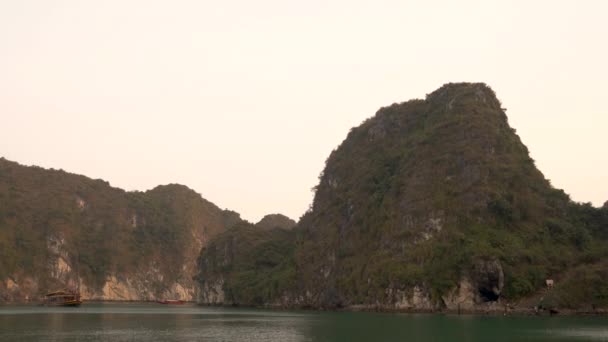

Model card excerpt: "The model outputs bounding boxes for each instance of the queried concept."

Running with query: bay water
[1,303,607,341]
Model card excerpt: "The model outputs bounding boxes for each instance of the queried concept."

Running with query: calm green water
[0,303,607,341]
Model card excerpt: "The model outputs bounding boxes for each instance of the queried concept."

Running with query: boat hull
[157,300,185,305]
[45,300,83,307]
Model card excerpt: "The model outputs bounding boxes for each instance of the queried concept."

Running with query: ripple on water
[546,328,608,341]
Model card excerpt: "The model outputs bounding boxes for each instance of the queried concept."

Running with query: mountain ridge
[1,82,606,313]
[0,157,244,302]
[196,82,608,312]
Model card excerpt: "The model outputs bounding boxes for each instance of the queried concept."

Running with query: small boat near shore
[156,299,186,305]
[43,290,82,306]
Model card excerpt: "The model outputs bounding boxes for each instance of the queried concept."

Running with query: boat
[43,290,83,306]
[156,299,186,305]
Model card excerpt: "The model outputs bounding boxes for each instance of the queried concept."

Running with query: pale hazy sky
[1,0,606,222]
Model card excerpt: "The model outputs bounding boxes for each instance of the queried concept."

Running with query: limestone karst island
[2,83,607,315]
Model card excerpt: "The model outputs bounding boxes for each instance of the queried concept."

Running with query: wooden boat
[156,299,185,305]
[44,290,82,306]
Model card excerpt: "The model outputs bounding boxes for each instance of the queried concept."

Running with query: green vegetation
[197,223,296,305]
[295,83,607,307]
[197,83,608,310]
[541,261,608,310]
[255,214,296,231]
[0,158,238,299]
[2,83,606,310]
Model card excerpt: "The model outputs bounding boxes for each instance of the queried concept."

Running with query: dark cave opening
[478,288,499,302]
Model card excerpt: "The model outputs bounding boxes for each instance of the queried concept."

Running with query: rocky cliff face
[291,83,607,310]
[0,159,242,302]
[195,222,295,306]
[196,83,608,311]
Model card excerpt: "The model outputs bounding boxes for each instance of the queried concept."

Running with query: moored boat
[156,299,185,305]
[43,290,82,306]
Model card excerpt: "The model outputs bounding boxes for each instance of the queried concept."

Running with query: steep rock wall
[0,158,242,302]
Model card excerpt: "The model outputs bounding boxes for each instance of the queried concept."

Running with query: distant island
[2,83,607,314]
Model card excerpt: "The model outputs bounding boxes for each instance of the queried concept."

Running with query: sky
[1,0,606,222]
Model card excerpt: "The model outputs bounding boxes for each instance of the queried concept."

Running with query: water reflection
[0,304,607,341]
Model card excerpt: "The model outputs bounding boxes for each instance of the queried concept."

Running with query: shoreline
[201,302,608,317]
[1,299,607,316]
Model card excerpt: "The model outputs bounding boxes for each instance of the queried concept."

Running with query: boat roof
[45,290,77,296]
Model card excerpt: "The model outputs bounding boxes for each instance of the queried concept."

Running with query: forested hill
[294,82,607,310]
[0,158,243,302]
[256,214,296,230]
[2,82,606,311]
[197,83,608,312]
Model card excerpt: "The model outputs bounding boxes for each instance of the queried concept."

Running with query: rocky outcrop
[442,278,477,310]
[196,278,225,304]
[286,83,555,309]
[0,277,38,302]
[79,275,192,301]
[0,158,244,302]
[442,259,504,311]
[470,258,504,302]
[196,83,607,312]
[390,286,434,311]
[196,222,296,306]
[440,258,505,310]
